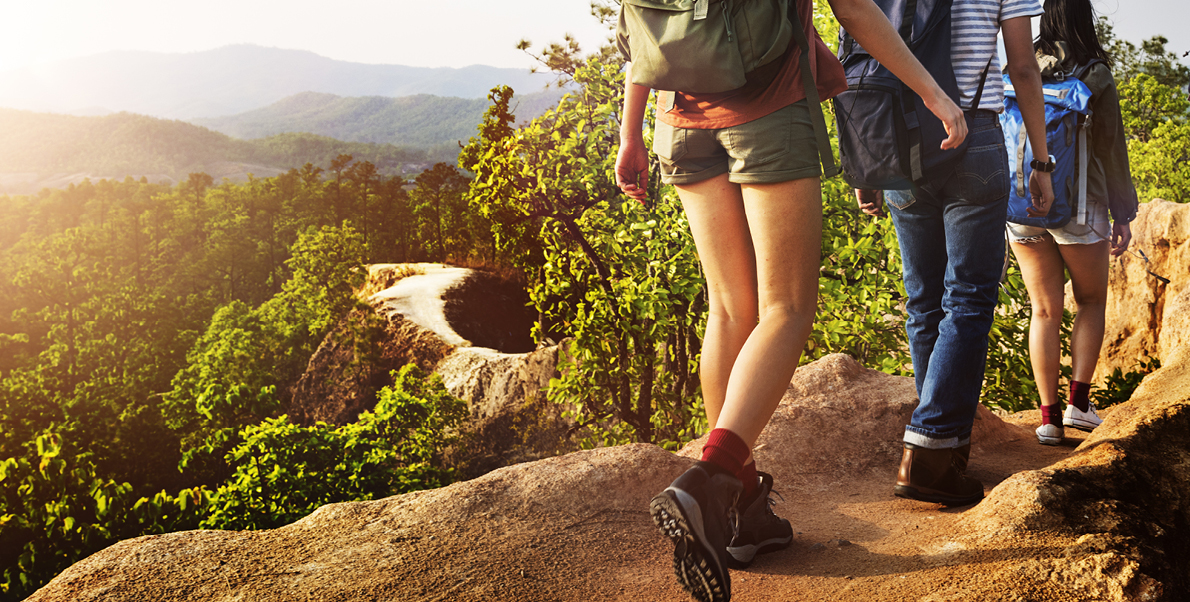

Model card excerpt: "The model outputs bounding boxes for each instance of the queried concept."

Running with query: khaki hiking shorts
[1006,197,1111,245]
[652,100,823,186]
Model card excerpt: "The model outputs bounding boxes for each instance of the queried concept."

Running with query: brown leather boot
[952,443,971,474]
[894,444,983,506]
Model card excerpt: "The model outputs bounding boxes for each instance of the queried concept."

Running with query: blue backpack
[833,0,990,190]
[1000,62,1100,228]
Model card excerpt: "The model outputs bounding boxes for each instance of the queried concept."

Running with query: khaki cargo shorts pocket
[652,120,687,164]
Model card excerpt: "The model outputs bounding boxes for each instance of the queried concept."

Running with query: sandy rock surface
[28,354,1189,602]
[1095,199,1190,381]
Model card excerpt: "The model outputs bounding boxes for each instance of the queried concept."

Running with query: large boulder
[958,351,1190,599]
[288,263,571,475]
[1094,199,1190,381]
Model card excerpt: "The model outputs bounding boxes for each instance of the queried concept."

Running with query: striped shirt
[952,0,1043,111]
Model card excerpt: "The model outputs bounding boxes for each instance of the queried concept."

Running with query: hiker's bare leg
[1058,240,1110,383]
[714,177,821,446]
[1012,236,1067,408]
[676,174,758,432]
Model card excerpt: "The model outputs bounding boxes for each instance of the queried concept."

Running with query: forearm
[1009,65,1050,162]
[620,63,651,141]
[1002,17,1048,161]
[828,0,948,108]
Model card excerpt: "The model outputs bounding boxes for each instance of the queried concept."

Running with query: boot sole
[727,536,792,568]
[894,484,983,507]
[650,489,730,602]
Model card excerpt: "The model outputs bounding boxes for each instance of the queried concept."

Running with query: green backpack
[616,0,792,93]
[616,0,838,177]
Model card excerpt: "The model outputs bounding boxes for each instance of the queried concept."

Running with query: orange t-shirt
[656,0,847,130]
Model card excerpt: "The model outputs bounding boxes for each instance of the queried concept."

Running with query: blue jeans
[885,111,1009,449]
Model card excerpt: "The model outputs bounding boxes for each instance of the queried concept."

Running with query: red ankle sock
[1069,380,1092,412]
[701,428,750,476]
[1040,404,1062,426]
[738,461,759,498]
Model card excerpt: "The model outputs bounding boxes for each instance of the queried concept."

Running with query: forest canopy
[1,5,1186,600]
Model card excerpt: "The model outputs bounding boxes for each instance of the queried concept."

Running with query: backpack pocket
[730,0,793,79]
[833,83,912,190]
[617,0,791,93]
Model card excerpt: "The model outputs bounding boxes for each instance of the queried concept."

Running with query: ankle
[738,461,759,498]
[1069,380,1092,412]
[701,428,750,475]
[1040,403,1063,426]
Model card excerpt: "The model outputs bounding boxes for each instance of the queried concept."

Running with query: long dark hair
[1036,0,1113,66]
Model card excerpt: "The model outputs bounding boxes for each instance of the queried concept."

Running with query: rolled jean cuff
[903,428,970,450]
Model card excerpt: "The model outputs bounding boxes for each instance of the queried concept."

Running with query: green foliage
[1100,19,1190,203]
[0,365,465,599]
[410,163,490,263]
[544,195,708,450]
[1119,74,1190,142]
[0,433,205,600]
[1092,357,1161,409]
[811,177,912,373]
[1128,113,1190,203]
[0,153,486,597]
[463,37,707,448]
[1098,18,1190,93]
[200,365,466,530]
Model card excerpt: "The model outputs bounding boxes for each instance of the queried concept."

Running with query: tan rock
[1093,199,1190,381]
[40,354,1188,602]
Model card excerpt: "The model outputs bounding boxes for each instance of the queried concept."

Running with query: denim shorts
[1006,197,1110,245]
[652,100,823,186]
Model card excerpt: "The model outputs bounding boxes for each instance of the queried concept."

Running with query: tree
[410,163,470,262]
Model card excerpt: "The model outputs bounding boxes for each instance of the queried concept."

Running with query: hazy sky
[0,0,1185,73]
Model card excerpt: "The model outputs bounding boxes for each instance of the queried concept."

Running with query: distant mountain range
[0,44,558,120]
[0,108,458,195]
[193,89,564,150]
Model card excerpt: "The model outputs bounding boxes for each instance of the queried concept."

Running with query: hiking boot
[650,461,741,602]
[952,443,971,474]
[1063,402,1102,432]
[726,471,792,568]
[1035,423,1064,445]
[894,444,984,507]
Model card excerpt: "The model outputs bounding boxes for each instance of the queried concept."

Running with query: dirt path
[392,411,1100,602]
[32,359,1156,602]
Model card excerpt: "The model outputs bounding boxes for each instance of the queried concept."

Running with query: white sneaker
[1064,402,1103,432]
[1035,423,1064,445]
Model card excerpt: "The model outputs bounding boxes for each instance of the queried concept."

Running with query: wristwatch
[1030,155,1057,173]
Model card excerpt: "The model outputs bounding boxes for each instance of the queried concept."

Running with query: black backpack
[832,0,990,190]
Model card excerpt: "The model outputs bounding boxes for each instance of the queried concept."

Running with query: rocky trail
[27,354,1190,602]
[26,200,1190,601]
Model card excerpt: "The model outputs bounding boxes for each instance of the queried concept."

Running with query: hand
[1027,170,1054,217]
[1111,222,1132,257]
[616,133,649,203]
[855,189,885,216]
[922,91,967,150]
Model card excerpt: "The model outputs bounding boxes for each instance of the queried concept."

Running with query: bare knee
[757,303,814,333]
[1030,300,1065,323]
[1071,290,1107,312]
[708,304,758,334]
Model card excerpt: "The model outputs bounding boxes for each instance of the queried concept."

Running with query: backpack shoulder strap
[788,0,838,177]
[1070,58,1106,83]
